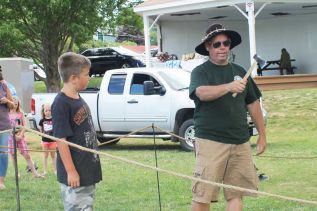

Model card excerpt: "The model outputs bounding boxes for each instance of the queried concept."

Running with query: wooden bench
[257,59,296,76]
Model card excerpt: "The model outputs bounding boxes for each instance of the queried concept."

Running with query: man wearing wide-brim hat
[189,24,266,211]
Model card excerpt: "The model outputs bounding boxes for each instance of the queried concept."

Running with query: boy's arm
[58,139,80,187]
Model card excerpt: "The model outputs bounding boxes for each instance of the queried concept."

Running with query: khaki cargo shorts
[192,138,258,203]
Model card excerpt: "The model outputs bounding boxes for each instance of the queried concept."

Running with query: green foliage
[34,77,103,93]
[0,0,147,92]
[100,0,144,34]
[150,27,158,45]
[120,40,137,46]
[0,23,26,57]
[116,7,144,34]
[0,0,105,92]
[77,40,122,53]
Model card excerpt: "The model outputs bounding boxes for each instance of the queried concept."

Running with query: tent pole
[143,15,151,67]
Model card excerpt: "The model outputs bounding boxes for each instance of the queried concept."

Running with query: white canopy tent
[135,0,317,76]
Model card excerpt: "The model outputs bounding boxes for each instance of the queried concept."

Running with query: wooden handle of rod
[232,62,257,97]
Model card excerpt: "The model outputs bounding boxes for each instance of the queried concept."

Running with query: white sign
[246,1,254,12]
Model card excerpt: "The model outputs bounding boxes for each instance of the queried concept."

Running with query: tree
[100,0,145,44]
[0,0,147,92]
[0,0,103,92]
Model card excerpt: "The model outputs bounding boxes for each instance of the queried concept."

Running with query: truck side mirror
[158,87,166,96]
[144,81,155,95]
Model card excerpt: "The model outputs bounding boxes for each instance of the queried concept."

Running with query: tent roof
[135,0,317,20]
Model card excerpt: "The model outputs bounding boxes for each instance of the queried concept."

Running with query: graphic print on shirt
[73,104,100,162]
[43,120,53,133]
[73,105,89,125]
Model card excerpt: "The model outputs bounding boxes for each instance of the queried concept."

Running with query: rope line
[0,129,12,135]
[154,126,317,160]
[154,126,186,141]
[0,146,55,153]
[256,155,317,159]
[97,125,152,147]
[12,125,317,206]
[2,144,316,160]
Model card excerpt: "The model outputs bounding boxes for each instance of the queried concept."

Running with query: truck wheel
[179,119,195,151]
[97,137,120,145]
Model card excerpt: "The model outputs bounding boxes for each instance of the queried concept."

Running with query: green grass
[1,88,317,210]
[34,77,103,93]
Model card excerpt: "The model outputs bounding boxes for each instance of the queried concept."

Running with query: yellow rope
[12,125,317,206]
[0,129,12,135]
[97,125,152,147]
[0,146,55,153]
[256,155,317,159]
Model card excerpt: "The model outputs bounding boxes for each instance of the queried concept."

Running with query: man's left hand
[256,135,266,155]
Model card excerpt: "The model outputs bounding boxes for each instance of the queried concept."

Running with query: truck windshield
[158,70,190,90]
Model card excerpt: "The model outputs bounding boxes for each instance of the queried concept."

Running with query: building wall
[0,58,34,112]
[160,13,317,75]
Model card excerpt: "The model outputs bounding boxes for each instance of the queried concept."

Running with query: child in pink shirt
[8,96,43,178]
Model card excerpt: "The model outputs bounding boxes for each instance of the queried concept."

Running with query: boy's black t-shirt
[52,92,102,186]
[39,118,54,142]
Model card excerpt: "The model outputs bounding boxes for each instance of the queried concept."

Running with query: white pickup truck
[28,67,263,151]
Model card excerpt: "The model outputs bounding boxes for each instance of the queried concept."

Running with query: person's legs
[22,153,41,177]
[191,138,231,210]
[0,133,9,189]
[279,68,284,75]
[9,152,21,178]
[48,142,57,174]
[287,67,294,75]
[223,142,258,205]
[226,197,243,211]
[60,183,96,211]
[19,140,41,177]
[42,143,49,174]
[192,201,210,211]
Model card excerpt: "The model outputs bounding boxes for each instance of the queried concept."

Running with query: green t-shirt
[189,60,261,144]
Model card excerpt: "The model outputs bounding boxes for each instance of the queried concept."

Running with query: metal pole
[152,123,162,211]
[12,125,21,211]
[143,15,151,67]
[246,1,257,76]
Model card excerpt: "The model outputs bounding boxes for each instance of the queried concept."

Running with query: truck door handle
[127,99,138,104]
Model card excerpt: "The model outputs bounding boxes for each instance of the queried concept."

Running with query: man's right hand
[227,79,247,94]
[67,170,80,188]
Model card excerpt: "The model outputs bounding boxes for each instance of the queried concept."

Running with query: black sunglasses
[212,40,231,48]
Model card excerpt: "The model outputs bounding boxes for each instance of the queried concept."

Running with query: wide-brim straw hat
[195,23,241,56]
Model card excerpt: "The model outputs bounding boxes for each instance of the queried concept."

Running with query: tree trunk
[45,64,61,92]
[42,36,61,93]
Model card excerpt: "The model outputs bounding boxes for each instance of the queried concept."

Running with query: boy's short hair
[58,52,91,82]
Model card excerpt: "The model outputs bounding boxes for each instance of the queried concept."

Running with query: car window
[107,49,118,55]
[82,50,93,56]
[96,49,107,56]
[108,74,127,95]
[130,73,161,95]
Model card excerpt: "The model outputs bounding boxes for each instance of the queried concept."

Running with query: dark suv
[81,47,145,76]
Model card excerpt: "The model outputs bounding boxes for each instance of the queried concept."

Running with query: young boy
[52,52,102,210]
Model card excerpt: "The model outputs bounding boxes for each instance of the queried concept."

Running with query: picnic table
[257,59,296,76]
